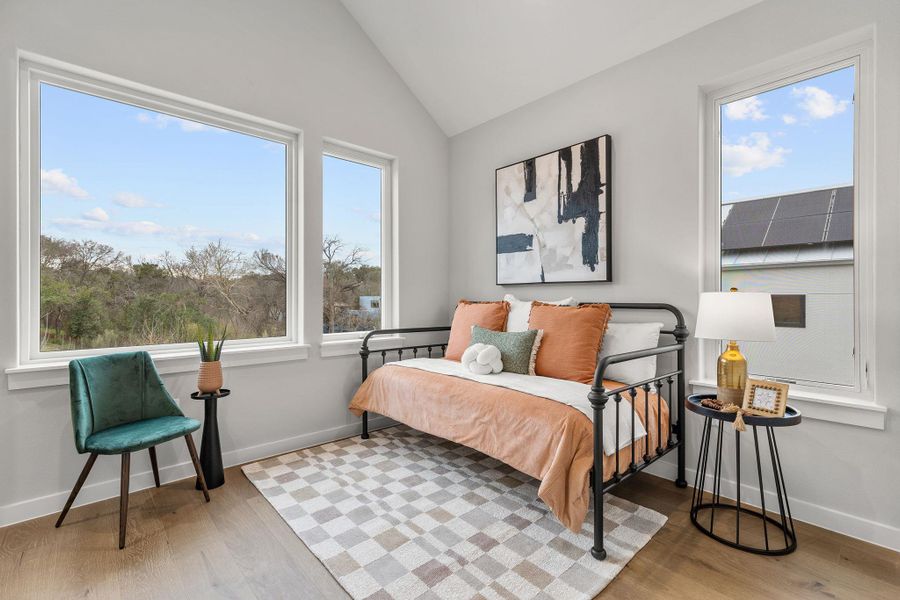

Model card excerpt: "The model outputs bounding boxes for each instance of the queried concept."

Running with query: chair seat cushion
[85,416,201,454]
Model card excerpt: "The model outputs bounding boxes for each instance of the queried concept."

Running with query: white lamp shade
[694,292,776,342]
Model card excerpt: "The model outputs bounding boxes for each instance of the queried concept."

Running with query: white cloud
[52,217,165,236]
[782,114,797,125]
[136,112,209,132]
[724,96,767,121]
[113,192,162,208]
[83,207,109,222]
[351,207,381,223]
[50,217,268,249]
[792,86,850,119]
[722,132,789,177]
[41,168,89,199]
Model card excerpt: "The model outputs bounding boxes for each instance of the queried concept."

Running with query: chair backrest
[68,351,183,452]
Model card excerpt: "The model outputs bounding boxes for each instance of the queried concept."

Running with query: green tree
[68,290,105,341]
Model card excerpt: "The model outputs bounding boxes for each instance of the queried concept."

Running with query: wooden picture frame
[741,379,789,417]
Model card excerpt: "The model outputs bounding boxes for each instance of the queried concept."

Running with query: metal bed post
[360,345,370,439]
[588,383,608,560]
[674,323,689,487]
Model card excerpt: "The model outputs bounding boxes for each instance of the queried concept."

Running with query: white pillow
[598,322,664,385]
[504,293,574,332]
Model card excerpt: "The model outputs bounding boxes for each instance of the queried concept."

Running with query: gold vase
[197,361,223,393]
[717,340,747,405]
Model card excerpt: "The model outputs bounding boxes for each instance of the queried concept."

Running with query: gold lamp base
[717,340,747,406]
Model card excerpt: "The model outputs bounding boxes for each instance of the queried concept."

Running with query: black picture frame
[495,134,612,285]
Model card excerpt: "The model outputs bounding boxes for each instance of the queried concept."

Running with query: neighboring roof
[722,186,853,251]
[722,243,853,269]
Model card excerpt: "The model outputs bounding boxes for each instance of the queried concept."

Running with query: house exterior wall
[722,263,855,386]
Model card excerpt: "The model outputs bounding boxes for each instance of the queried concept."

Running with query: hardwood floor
[1,461,898,599]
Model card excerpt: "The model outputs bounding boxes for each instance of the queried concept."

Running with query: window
[772,295,806,328]
[708,50,870,393]
[322,143,393,339]
[18,58,301,363]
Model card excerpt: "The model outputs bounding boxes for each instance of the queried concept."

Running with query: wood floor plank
[1,457,898,600]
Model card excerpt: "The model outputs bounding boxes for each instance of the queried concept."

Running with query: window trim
[14,53,305,368]
[700,40,875,402]
[321,140,396,343]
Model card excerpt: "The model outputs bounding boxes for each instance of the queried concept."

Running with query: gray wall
[448,0,900,548]
[0,0,449,524]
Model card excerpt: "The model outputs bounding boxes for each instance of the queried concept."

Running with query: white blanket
[388,358,647,456]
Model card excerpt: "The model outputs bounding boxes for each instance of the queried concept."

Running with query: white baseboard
[0,416,396,529]
[645,458,900,552]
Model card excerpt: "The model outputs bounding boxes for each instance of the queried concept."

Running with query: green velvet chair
[56,351,210,548]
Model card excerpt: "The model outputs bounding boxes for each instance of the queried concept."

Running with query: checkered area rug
[242,426,666,600]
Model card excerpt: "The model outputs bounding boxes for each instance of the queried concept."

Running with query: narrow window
[718,64,857,386]
[322,145,392,338]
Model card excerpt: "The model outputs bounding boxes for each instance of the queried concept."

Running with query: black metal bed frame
[358,303,688,561]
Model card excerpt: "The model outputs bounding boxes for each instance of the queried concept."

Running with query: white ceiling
[341,0,763,136]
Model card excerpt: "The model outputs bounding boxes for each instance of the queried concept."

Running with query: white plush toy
[461,343,503,375]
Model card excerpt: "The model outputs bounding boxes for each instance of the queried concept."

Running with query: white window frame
[14,53,305,371]
[701,41,875,403]
[321,140,396,343]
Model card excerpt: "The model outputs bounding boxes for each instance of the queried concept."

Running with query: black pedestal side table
[687,393,801,555]
[190,388,230,490]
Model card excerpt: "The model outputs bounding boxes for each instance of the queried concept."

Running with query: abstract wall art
[495,135,611,284]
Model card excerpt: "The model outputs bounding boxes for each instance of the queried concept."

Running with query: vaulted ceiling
[341,0,763,136]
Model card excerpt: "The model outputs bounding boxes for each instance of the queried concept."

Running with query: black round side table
[190,388,230,490]
[687,393,801,555]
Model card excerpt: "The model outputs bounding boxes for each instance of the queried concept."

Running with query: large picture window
[19,59,300,362]
[322,143,393,339]
[709,53,869,392]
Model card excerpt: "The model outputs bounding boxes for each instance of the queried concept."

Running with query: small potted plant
[197,325,227,393]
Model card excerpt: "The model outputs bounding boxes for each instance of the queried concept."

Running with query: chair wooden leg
[185,434,210,502]
[148,446,160,487]
[119,453,130,550]
[55,453,98,528]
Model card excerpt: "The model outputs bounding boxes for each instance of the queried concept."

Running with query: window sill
[689,379,887,430]
[320,336,406,358]
[5,343,310,391]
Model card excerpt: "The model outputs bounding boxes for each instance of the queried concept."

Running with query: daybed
[349,303,688,561]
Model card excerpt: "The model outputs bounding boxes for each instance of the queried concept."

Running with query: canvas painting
[496,135,611,284]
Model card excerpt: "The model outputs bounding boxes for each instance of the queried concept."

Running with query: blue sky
[41,83,382,267]
[323,155,382,267]
[40,83,287,261]
[721,65,854,203]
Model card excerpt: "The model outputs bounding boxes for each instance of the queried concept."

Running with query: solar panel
[773,190,831,219]
[825,211,853,242]
[833,187,853,213]
[722,222,769,250]
[763,215,828,246]
[723,197,778,226]
[722,186,853,249]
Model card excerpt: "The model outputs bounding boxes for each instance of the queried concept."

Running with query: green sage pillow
[470,325,542,375]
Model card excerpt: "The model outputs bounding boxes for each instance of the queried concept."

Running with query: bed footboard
[588,303,688,560]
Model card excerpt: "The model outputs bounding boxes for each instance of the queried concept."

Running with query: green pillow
[470,325,541,375]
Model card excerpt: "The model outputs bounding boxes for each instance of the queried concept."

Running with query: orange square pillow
[528,303,612,384]
[445,300,510,361]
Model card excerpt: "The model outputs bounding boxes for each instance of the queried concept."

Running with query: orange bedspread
[349,363,670,532]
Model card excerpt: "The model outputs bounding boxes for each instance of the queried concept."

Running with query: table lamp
[695,288,776,405]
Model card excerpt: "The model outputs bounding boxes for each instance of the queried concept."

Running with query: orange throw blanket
[349,363,670,532]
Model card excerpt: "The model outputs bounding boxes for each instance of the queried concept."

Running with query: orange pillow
[445,300,510,361]
[528,303,612,384]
